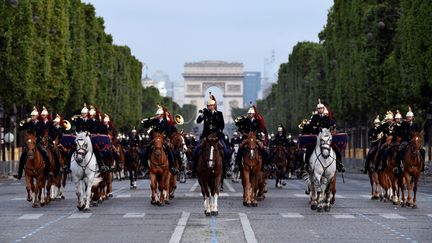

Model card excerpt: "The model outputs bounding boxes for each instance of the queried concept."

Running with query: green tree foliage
[0,0,188,131]
[259,0,431,132]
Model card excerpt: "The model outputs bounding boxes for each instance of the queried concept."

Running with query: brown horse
[149,132,170,206]
[126,144,141,189]
[24,133,47,208]
[169,132,186,198]
[241,132,262,207]
[273,145,288,188]
[39,132,57,205]
[113,141,126,180]
[197,132,223,216]
[400,132,424,208]
[49,135,67,201]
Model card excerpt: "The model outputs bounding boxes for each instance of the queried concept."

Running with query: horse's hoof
[324,206,331,212]
[310,204,317,210]
[61,195,65,200]
[40,202,45,207]
[84,208,91,212]
[32,204,39,208]
[169,195,174,200]
[211,211,218,216]
[246,203,252,207]
[412,204,417,209]
[151,201,157,205]
[252,203,258,207]
[401,203,405,208]
[243,201,248,207]
[77,205,85,211]
[130,186,134,189]
[108,193,113,198]
[27,197,32,202]
[165,200,170,205]
[93,202,98,207]
[205,211,211,216]
[317,206,323,212]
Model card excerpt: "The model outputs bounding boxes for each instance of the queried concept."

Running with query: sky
[84,0,334,82]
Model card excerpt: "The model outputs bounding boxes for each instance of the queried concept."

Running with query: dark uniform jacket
[99,124,114,135]
[49,124,64,142]
[129,135,140,147]
[20,120,43,137]
[40,120,51,137]
[74,117,89,133]
[142,118,174,137]
[376,122,394,138]
[230,137,242,147]
[87,118,100,134]
[270,134,287,147]
[196,109,224,139]
[309,114,335,135]
[235,117,262,135]
[400,121,420,142]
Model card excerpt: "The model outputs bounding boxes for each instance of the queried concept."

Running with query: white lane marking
[239,213,258,243]
[294,194,309,198]
[116,194,131,198]
[11,197,27,201]
[379,213,406,219]
[169,211,190,243]
[427,214,432,218]
[280,213,304,218]
[189,181,199,192]
[18,214,43,220]
[111,186,126,195]
[123,213,145,218]
[361,195,372,198]
[68,213,92,219]
[224,180,236,192]
[11,182,21,185]
[333,214,355,219]
[336,194,346,199]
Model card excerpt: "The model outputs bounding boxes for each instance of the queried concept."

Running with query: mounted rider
[375,110,395,171]
[230,131,242,148]
[192,93,228,174]
[73,103,90,133]
[269,124,289,163]
[362,115,382,173]
[49,113,70,173]
[303,99,345,172]
[39,106,61,177]
[234,103,269,170]
[14,107,53,180]
[141,105,178,175]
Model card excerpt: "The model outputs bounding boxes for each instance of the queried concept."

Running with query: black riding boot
[235,147,243,170]
[95,152,108,172]
[420,149,427,172]
[167,148,178,175]
[39,146,53,178]
[332,146,345,173]
[14,151,27,180]
[50,146,60,175]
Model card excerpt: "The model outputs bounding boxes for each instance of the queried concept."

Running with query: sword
[341,171,345,183]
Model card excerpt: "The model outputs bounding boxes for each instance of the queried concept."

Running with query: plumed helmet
[207,92,216,106]
[53,114,61,123]
[317,98,325,109]
[131,127,137,133]
[30,106,39,116]
[394,110,402,119]
[247,107,255,114]
[384,111,394,121]
[323,106,329,115]
[287,134,292,139]
[103,114,110,123]
[81,103,88,114]
[155,105,164,115]
[277,125,283,132]
[373,115,380,124]
[40,106,48,116]
[88,105,96,116]
[233,131,238,136]
[406,106,414,117]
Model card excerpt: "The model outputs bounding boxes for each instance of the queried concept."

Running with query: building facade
[183,61,244,124]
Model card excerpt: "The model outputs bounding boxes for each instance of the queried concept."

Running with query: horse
[170,132,187,197]
[126,143,141,189]
[113,141,126,180]
[197,132,223,216]
[39,131,57,204]
[273,145,288,188]
[241,132,262,207]
[400,131,424,208]
[149,132,170,206]
[379,140,401,204]
[23,133,47,208]
[230,143,241,183]
[365,143,381,200]
[71,132,98,212]
[49,134,67,201]
[306,128,337,212]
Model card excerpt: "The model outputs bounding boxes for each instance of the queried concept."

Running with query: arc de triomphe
[183,61,244,124]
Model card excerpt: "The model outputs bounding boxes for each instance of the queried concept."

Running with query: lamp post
[0,105,4,163]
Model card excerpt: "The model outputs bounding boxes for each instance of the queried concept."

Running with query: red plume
[163,106,175,126]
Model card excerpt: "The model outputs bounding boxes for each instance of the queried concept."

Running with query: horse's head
[25,133,37,159]
[74,132,92,163]
[171,132,187,152]
[245,132,257,150]
[411,131,424,151]
[318,128,332,158]
[205,133,219,146]
[152,132,164,157]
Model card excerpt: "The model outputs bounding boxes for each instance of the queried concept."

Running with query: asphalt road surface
[1,173,431,243]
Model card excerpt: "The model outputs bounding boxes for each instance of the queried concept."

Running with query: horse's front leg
[412,174,420,208]
[84,176,94,211]
[74,176,84,210]
[203,196,211,216]
[26,175,33,202]
[149,172,157,205]
[252,170,259,206]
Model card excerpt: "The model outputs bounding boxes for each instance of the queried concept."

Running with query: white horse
[306,128,337,212]
[71,132,98,212]
[230,144,240,183]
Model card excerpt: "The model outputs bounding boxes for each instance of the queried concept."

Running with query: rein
[313,145,335,174]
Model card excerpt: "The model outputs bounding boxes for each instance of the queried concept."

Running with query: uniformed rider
[73,103,89,133]
[141,105,178,175]
[363,115,382,174]
[14,107,53,179]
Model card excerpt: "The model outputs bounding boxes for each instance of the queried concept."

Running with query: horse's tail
[302,170,310,187]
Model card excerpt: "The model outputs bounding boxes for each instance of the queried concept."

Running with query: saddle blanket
[60,134,112,152]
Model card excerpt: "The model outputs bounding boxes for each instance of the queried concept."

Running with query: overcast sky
[84,0,334,82]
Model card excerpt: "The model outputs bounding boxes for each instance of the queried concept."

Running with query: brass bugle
[63,120,71,131]
[141,116,157,123]
[19,118,31,126]
[71,115,80,121]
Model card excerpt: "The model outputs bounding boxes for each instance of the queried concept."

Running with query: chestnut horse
[149,132,170,206]
[126,144,141,189]
[241,132,262,207]
[24,133,47,208]
[400,132,424,208]
[197,132,223,216]
[169,132,187,197]
[273,145,287,188]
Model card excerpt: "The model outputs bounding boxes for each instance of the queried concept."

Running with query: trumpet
[235,116,246,123]
[63,120,71,131]
[141,116,157,123]
[71,115,80,121]
[298,119,309,130]
[19,118,31,126]
[174,114,184,125]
